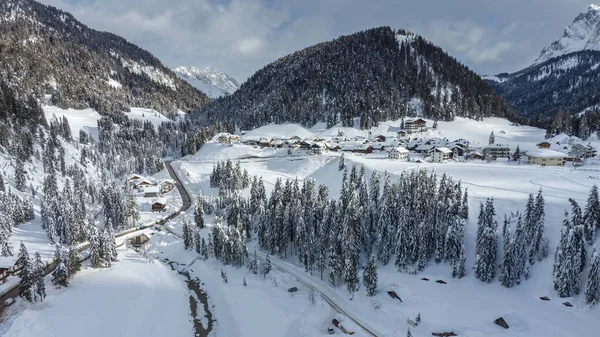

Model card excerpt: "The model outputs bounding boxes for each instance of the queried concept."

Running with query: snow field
[171,118,600,336]
[1,249,193,337]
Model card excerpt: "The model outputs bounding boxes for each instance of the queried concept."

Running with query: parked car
[287,287,298,292]
[4,297,15,306]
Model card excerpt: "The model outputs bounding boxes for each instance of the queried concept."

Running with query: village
[126,174,176,213]
[212,118,598,167]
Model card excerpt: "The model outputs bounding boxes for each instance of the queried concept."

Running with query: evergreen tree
[363,255,378,296]
[511,145,521,162]
[14,158,26,192]
[67,247,81,277]
[459,189,469,220]
[0,228,13,256]
[194,196,205,228]
[338,153,345,171]
[585,249,600,305]
[52,262,69,288]
[583,185,600,244]
[453,243,467,278]
[182,220,193,250]
[195,229,202,254]
[18,242,33,302]
[407,327,413,337]
[260,254,272,277]
[0,174,4,192]
[90,227,102,268]
[474,199,498,283]
[201,238,208,260]
[531,189,547,262]
[103,224,118,266]
[124,188,140,228]
[33,252,46,302]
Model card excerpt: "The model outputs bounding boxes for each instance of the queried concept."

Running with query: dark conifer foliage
[0,0,209,116]
[193,27,515,129]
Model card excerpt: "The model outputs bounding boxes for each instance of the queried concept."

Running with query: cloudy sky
[40,0,595,81]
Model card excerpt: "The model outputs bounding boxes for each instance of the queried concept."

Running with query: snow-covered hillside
[1,250,193,337]
[173,66,240,98]
[534,4,600,65]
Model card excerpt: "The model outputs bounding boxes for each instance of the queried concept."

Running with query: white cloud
[37,0,596,79]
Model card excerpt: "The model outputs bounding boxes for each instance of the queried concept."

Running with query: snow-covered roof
[485,143,510,149]
[435,147,452,154]
[212,132,239,141]
[527,149,567,158]
[133,178,153,186]
[0,256,18,268]
[415,144,435,151]
[151,198,168,205]
[144,185,160,193]
[391,147,409,153]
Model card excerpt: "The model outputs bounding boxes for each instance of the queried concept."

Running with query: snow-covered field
[169,117,600,336]
[1,249,193,337]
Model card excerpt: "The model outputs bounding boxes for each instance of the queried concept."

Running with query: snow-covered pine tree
[124,188,140,228]
[182,220,193,250]
[363,255,378,296]
[52,262,69,288]
[207,233,214,257]
[0,174,4,192]
[67,247,81,277]
[459,189,469,220]
[103,223,118,265]
[195,229,202,254]
[338,153,345,171]
[260,254,272,277]
[195,195,205,228]
[18,242,33,302]
[585,249,600,305]
[453,243,467,278]
[0,227,13,256]
[530,188,547,262]
[512,214,528,284]
[376,173,394,265]
[33,252,46,302]
[343,191,361,294]
[474,221,498,282]
[499,214,516,287]
[583,185,600,244]
[511,145,521,162]
[201,238,208,260]
[90,227,102,268]
[14,158,26,192]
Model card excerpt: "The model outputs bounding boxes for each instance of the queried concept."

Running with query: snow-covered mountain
[486,4,600,120]
[173,66,240,99]
[534,4,600,65]
[0,0,209,116]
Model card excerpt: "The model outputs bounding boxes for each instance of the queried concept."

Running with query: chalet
[527,149,566,167]
[389,147,409,160]
[271,139,285,148]
[151,199,167,212]
[325,143,341,152]
[405,119,427,133]
[466,151,484,160]
[397,130,408,138]
[432,147,452,163]
[0,257,17,284]
[299,141,313,150]
[311,142,327,153]
[483,144,511,159]
[214,133,240,144]
[341,143,374,154]
[537,141,552,149]
[415,144,435,154]
[159,180,175,193]
[144,185,161,198]
[448,145,466,156]
[133,178,154,191]
[258,138,272,148]
[286,139,301,148]
[127,174,145,182]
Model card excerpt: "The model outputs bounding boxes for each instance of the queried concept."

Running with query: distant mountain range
[194,27,515,130]
[173,66,240,99]
[486,4,600,120]
[0,0,209,116]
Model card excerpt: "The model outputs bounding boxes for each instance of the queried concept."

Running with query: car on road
[4,297,15,306]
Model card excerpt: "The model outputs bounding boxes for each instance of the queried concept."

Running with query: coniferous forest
[194,27,516,130]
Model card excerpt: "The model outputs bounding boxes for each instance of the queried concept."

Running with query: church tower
[489,131,495,145]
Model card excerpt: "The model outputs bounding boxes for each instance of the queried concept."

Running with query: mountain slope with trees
[486,5,600,122]
[0,0,210,116]
[194,26,515,130]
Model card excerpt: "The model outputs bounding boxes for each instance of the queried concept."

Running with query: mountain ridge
[0,0,210,116]
[192,27,515,130]
[173,66,240,98]
[486,4,600,120]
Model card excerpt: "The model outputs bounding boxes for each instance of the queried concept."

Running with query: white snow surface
[1,250,193,337]
[534,4,600,64]
[170,116,600,336]
[173,65,240,98]
[242,123,316,140]
[43,105,102,140]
